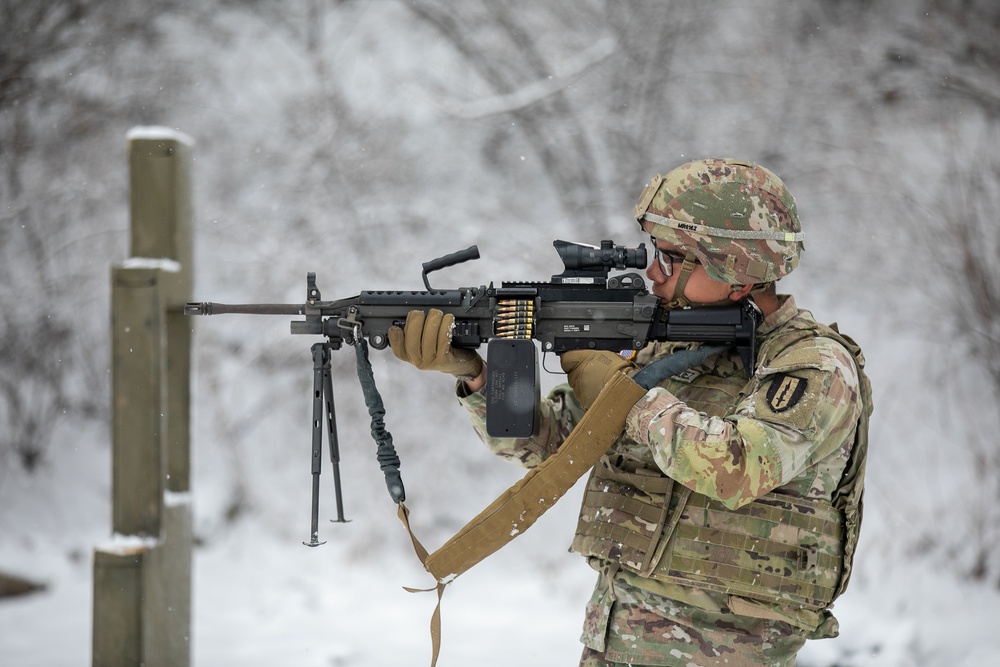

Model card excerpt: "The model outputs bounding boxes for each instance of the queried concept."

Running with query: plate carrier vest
[570,321,872,611]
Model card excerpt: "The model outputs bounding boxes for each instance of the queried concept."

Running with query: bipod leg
[324,344,349,524]
[304,342,330,547]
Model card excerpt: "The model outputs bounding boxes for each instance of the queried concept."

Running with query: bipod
[303,340,349,547]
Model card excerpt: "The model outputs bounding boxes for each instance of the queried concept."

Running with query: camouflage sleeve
[457,381,586,468]
[625,337,863,510]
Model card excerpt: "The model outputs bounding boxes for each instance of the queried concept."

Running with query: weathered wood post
[93,127,194,667]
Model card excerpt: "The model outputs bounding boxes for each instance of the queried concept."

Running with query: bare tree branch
[404,1,609,223]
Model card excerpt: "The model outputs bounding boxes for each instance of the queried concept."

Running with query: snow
[96,534,160,554]
[121,257,183,273]
[3,505,1000,666]
[126,126,196,147]
[2,1,1000,666]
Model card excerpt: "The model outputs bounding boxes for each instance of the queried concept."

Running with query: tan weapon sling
[396,371,647,666]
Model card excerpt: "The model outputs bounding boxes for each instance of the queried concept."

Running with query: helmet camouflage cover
[634,158,804,284]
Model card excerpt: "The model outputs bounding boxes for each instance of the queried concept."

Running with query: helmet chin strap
[661,253,697,309]
[661,252,743,310]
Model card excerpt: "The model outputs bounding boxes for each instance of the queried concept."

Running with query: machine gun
[185,239,761,545]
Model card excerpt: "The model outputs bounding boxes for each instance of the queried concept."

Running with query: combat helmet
[634,158,804,287]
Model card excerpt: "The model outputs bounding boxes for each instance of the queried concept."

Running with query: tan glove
[560,349,636,410]
[388,309,484,380]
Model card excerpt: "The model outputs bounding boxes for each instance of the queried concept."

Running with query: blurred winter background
[2,0,999,665]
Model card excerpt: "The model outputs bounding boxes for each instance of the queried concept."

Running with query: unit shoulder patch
[765,373,808,412]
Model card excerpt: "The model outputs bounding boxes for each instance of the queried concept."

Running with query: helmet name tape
[643,212,804,243]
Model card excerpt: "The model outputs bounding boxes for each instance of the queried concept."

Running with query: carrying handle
[421,245,480,290]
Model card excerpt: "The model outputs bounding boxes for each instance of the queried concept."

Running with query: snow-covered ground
[1,388,999,666]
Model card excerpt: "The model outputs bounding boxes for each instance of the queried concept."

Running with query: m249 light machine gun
[185,240,761,545]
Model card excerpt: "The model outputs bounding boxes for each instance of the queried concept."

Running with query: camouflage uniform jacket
[457,295,868,666]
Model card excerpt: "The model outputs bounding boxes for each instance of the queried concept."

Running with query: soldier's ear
[729,284,754,301]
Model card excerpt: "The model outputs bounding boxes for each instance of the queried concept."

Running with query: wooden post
[93,128,194,667]
[128,129,194,494]
[110,266,167,536]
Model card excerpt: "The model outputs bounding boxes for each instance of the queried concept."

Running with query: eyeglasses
[650,238,697,277]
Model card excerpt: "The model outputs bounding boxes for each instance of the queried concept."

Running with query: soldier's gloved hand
[560,350,637,410]
[388,309,484,380]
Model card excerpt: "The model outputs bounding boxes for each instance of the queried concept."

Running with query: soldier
[389,158,872,666]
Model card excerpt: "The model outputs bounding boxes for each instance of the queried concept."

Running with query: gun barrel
[184,302,305,316]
